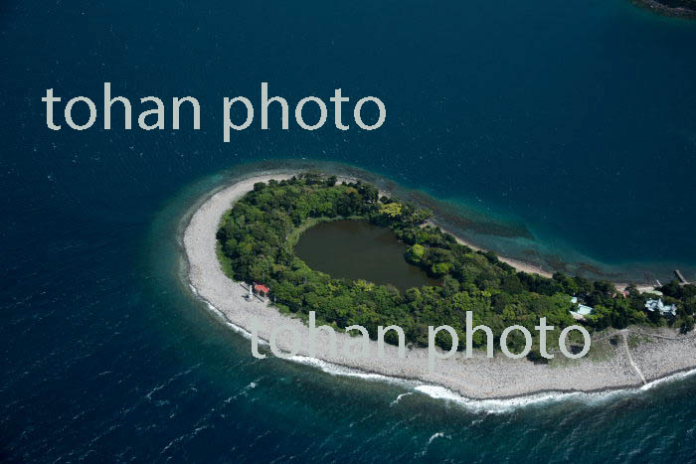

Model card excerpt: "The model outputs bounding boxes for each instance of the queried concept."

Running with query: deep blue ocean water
[2,0,696,462]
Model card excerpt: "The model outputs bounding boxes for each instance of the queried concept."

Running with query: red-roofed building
[254,283,270,296]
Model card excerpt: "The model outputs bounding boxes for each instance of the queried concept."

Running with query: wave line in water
[189,282,696,414]
[183,187,696,416]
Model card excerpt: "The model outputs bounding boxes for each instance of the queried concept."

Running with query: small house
[254,283,271,297]
[644,298,677,317]
[569,296,593,321]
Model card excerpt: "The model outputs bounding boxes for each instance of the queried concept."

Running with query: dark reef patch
[634,0,696,18]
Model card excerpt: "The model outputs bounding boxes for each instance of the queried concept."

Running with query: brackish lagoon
[294,220,436,291]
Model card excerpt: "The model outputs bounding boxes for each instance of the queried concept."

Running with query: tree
[405,244,426,264]
[217,172,694,354]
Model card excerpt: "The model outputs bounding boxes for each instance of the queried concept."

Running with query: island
[634,0,696,18]
[184,171,696,400]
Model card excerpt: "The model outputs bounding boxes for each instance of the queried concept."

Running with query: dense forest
[217,173,696,358]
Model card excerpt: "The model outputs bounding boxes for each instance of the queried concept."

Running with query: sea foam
[190,281,696,414]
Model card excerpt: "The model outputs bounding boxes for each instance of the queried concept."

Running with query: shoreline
[182,170,696,401]
[633,0,696,19]
[424,218,554,279]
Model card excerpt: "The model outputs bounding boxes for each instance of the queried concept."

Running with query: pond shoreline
[182,170,696,401]
[295,219,437,291]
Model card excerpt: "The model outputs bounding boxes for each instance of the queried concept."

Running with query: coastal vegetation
[216,173,696,358]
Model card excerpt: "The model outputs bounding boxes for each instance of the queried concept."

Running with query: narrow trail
[593,328,695,343]
[622,331,647,385]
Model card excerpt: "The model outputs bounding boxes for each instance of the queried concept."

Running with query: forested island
[216,173,696,359]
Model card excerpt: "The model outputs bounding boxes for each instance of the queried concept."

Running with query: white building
[569,296,593,321]
[644,298,677,317]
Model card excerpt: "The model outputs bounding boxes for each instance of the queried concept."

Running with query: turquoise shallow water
[5,166,696,463]
[2,0,696,462]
